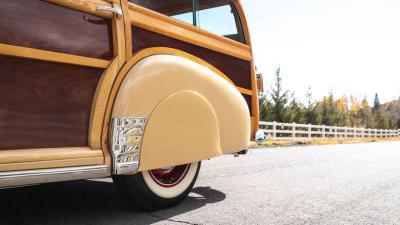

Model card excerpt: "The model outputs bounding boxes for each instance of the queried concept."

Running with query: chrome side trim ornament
[0,165,108,189]
[96,5,123,18]
[110,117,147,175]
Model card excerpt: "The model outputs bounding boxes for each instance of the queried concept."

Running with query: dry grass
[250,137,400,148]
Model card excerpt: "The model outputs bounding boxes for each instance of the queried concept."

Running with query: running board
[0,165,109,189]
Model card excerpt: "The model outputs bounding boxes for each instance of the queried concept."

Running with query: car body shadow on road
[0,179,225,225]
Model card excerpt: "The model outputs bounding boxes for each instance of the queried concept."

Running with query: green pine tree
[270,67,289,122]
[304,86,319,124]
[258,92,273,122]
[373,93,381,114]
[287,93,305,123]
[320,91,341,126]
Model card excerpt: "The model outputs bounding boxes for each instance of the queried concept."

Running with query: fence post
[344,127,347,138]
[368,128,371,138]
[272,121,277,139]
[292,122,296,139]
[334,126,338,138]
[308,124,312,139]
[322,125,326,138]
[353,127,356,138]
[361,128,364,138]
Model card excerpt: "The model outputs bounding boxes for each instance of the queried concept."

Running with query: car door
[0,0,125,171]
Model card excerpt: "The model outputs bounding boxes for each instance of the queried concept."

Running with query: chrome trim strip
[110,117,147,175]
[96,6,123,18]
[0,165,108,189]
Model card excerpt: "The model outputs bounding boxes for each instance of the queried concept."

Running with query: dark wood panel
[0,56,103,150]
[131,26,252,89]
[242,94,253,116]
[0,0,113,59]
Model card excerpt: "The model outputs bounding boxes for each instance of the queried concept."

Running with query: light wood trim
[47,0,114,19]
[250,60,259,137]
[128,0,251,48]
[88,0,125,175]
[111,0,126,68]
[232,0,252,47]
[238,87,253,96]
[0,43,110,68]
[128,2,249,49]
[232,0,259,137]
[0,147,104,172]
[0,147,103,164]
[0,157,104,172]
[89,58,120,150]
[121,0,133,59]
[127,3,252,61]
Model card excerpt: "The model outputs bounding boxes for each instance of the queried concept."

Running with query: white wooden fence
[259,121,400,140]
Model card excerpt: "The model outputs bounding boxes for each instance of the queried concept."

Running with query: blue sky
[242,0,400,104]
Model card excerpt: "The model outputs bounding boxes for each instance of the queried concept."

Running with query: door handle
[96,5,123,18]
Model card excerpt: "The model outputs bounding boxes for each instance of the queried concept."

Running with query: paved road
[2,141,400,225]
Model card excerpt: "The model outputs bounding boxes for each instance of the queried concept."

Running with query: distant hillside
[382,98,400,127]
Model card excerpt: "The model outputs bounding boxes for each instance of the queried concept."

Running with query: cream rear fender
[110,54,250,173]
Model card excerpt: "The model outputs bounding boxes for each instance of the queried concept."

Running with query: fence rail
[259,121,400,140]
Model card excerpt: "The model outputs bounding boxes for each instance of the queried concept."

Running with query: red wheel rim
[149,164,191,188]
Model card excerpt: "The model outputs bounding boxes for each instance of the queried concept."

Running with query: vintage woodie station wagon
[0,0,261,209]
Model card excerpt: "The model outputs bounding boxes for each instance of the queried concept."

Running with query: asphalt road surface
[2,141,400,225]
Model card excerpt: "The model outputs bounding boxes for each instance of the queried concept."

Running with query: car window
[128,0,245,43]
[172,11,193,25]
[197,2,244,43]
[128,0,194,24]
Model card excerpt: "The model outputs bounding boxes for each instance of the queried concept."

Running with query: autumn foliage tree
[258,68,397,129]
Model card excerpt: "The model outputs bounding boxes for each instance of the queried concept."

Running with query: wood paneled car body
[0,0,259,209]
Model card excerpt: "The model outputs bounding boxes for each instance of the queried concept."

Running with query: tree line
[259,67,399,129]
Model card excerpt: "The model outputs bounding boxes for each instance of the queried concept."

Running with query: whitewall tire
[113,162,201,210]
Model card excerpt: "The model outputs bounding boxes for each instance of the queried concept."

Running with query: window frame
[127,0,246,44]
